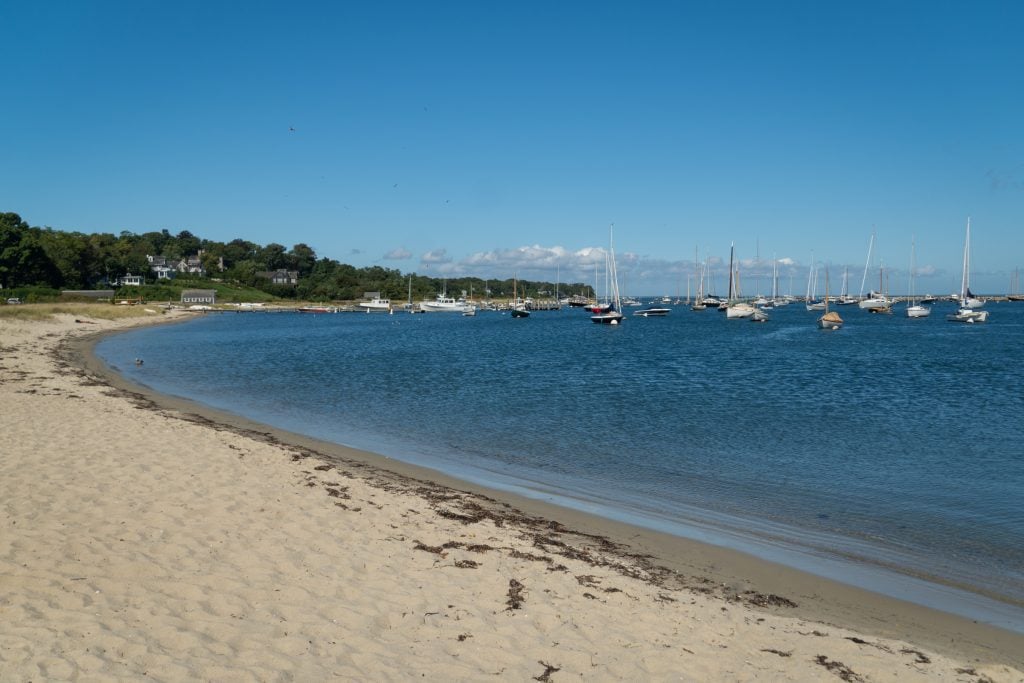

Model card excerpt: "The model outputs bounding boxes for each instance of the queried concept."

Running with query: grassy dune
[0,302,167,321]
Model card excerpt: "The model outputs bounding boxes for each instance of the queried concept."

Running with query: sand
[1,309,1022,681]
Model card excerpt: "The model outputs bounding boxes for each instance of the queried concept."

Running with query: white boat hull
[906,305,931,318]
[947,308,988,323]
[358,300,392,313]
[858,297,889,310]
[420,299,472,313]
[726,303,756,319]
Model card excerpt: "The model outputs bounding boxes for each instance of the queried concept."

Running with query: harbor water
[96,301,1024,630]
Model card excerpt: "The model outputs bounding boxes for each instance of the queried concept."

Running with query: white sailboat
[947,218,989,323]
[906,238,930,318]
[725,243,756,319]
[805,255,825,311]
[692,251,708,310]
[591,226,624,325]
[837,267,857,305]
[858,231,891,310]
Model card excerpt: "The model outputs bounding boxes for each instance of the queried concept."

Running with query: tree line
[0,212,586,302]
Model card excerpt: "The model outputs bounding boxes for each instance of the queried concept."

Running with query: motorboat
[420,294,473,313]
[358,297,392,313]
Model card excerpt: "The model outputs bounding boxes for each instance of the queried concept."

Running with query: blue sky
[2,1,1021,294]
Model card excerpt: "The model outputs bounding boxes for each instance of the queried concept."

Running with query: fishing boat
[591,227,624,325]
[905,238,931,318]
[420,294,470,313]
[818,267,843,330]
[947,218,989,323]
[358,296,392,313]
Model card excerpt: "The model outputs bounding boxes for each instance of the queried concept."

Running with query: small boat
[633,307,670,317]
[947,218,989,323]
[751,308,769,323]
[298,305,336,314]
[818,268,843,330]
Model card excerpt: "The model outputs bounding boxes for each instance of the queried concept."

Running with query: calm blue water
[97,302,1024,626]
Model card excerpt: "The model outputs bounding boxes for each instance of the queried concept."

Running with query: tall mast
[961,217,971,300]
[860,230,875,298]
[727,242,735,301]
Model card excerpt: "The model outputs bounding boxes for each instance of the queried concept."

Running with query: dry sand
[1,309,1022,681]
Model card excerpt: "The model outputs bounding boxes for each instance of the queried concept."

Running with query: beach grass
[0,302,166,321]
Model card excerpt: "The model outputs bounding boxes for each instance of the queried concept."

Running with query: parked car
[6,297,22,304]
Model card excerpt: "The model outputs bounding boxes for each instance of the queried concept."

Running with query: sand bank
[2,309,1022,681]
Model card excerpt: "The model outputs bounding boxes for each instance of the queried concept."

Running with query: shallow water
[98,301,1024,626]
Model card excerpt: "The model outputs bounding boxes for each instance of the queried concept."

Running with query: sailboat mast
[908,238,916,305]
[860,231,874,298]
[961,217,971,301]
[727,242,735,301]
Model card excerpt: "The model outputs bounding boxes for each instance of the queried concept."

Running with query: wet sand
[2,309,1022,680]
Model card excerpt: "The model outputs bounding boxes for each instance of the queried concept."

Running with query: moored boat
[358,297,392,313]
[591,226,624,325]
[947,218,989,323]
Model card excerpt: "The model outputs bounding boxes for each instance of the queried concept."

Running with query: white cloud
[420,249,453,266]
[384,247,412,260]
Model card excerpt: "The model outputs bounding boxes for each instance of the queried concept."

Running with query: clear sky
[2,1,1021,295]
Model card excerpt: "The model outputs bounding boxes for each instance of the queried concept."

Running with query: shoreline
[3,309,1022,679]
[91,312,1024,631]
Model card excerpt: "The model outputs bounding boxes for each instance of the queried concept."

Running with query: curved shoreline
[68,314,1024,669]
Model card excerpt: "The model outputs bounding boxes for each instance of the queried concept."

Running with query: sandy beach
[2,308,1022,681]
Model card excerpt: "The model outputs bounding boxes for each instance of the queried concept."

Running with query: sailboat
[947,218,989,323]
[691,249,707,311]
[805,255,825,311]
[858,231,891,310]
[1010,268,1024,302]
[724,243,756,319]
[510,274,529,318]
[906,238,931,318]
[591,226,624,325]
[837,267,857,305]
[866,265,893,314]
[818,267,843,330]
